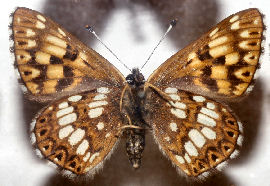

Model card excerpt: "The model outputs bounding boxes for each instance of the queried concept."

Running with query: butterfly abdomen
[125,128,145,169]
[121,68,147,169]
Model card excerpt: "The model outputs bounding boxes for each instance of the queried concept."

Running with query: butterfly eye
[126,74,135,85]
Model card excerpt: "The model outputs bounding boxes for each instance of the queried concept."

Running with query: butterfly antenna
[85,25,132,72]
[140,19,178,70]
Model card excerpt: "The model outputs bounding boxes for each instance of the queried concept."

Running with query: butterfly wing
[31,86,124,175]
[10,7,125,102]
[147,9,264,100]
[143,87,243,177]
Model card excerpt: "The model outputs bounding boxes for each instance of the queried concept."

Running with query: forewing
[10,7,125,102]
[31,86,123,175]
[147,9,264,100]
[143,87,243,177]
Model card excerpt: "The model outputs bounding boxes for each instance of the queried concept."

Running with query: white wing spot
[229,15,239,23]
[201,171,210,178]
[21,85,27,92]
[209,45,232,58]
[35,149,43,158]
[105,133,111,138]
[93,94,107,101]
[35,51,50,64]
[169,122,178,132]
[208,36,229,48]
[88,101,108,108]
[216,161,228,171]
[59,102,68,109]
[83,152,91,162]
[222,108,227,113]
[209,27,219,37]
[184,169,190,175]
[175,155,185,164]
[88,108,104,118]
[231,21,240,30]
[89,152,100,163]
[56,106,74,118]
[237,134,243,146]
[243,52,258,65]
[184,141,198,156]
[84,167,91,173]
[96,122,104,130]
[30,132,36,144]
[254,18,260,25]
[26,40,36,48]
[26,29,36,37]
[37,14,46,22]
[58,28,66,37]
[30,119,36,131]
[237,121,243,133]
[240,30,252,38]
[197,113,216,127]
[36,21,45,29]
[164,136,171,142]
[230,150,239,159]
[200,107,219,119]
[188,129,206,148]
[201,127,216,139]
[170,101,186,109]
[225,52,240,65]
[68,128,85,146]
[97,87,110,94]
[68,95,82,102]
[246,85,254,93]
[206,102,215,110]
[58,113,77,126]
[193,96,205,102]
[76,139,89,155]
[164,87,178,94]
[16,17,21,23]
[46,35,67,48]
[169,94,180,101]
[59,125,74,139]
[239,40,259,50]
[171,108,186,119]
[44,45,66,57]
[184,153,191,163]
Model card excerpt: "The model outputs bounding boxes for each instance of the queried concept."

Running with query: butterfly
[9,7,264,178]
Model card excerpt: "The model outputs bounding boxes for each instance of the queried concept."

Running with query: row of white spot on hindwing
[30,87,111,171]
[163,88,243,175]
[164,87,187,121]
[56,87,110,170]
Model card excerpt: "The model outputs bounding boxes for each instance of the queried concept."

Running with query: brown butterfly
[9,7,264,178]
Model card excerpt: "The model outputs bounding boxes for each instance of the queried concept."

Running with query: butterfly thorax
[122,68,146,169]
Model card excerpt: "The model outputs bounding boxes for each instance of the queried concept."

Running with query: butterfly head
[126,68,145,87]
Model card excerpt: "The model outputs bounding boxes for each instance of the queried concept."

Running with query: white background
[1,0,270,185]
